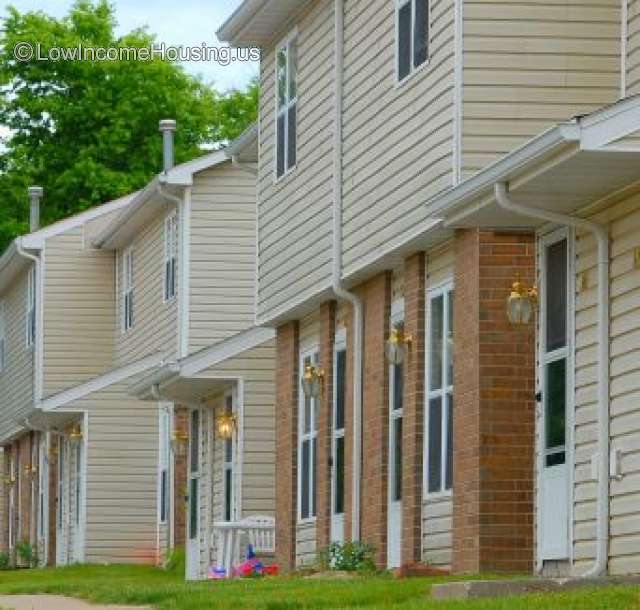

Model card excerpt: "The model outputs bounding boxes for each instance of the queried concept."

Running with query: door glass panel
[546,239,567,352]
[392,418,403,502]
[301,439,310,519]
[311,436,317,517]
[334,436,344,515]
[429,295,444,390]
[189,477,198,539]
[446,290,454,387]
[190,411,199,473]
[545,358,566,467]
[335,350,346,430]
[303,356,312,434]
[224,468,233,522]
[445,393,453,490]
[428,397,442,492]
[393,363,404,411]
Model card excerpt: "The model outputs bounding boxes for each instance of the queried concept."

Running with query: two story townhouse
[0,123,277,578]
[219,0,635,578]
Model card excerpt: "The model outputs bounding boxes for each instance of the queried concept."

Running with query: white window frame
[74,442,82,527]
[395,0,431,85]
[163,212,178,303]
[0,300,6,373]
[424,281,454,497]
[158,406,171,524]
[122,246,135,332]
[298,347,319,523]
[389,302,405,505]
[26,266,36,348]
[332,330,347,519]
[222,390,236,522]
[274,30,298,181]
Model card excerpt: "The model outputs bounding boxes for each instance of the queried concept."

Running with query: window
[189,410,200,540]
[333,336,346,518]
[276,33,297,179]
[74,443,82,526]
[390,360,404,503]
[396,0,430,82]
[122,247,134,332]
[163,213,178,302]
[26,267,36,348]
[223,393,235,522]
[38,437,46,540]
[0,301,6,373]
[299,349,318,521]
[542,235,569,468]
[425,284,454,494]
[158,408,171,524]
[57,439,65,531]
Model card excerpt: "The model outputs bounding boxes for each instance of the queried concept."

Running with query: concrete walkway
[0,596,152,610]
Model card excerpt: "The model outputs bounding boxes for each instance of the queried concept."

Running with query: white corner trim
[180,326,275,377]
[452,0,463,185]
[622,0,628,99]
[41,352,164,411]
[179,187,191,358]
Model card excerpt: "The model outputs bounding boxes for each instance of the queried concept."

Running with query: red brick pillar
[47,437,58,566]
[316,302,336,551]
[360,272,392,568]
[275,321,299,571]
[402,253,426,567]
[452,229,535,573]
[173,407,189,549]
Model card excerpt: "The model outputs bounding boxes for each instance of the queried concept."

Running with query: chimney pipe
[28,186,43,232]
[159,119,177,173]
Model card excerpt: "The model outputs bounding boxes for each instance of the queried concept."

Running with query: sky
[2,0,257,91]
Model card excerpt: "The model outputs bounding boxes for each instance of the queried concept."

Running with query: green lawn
[0,565,638,609]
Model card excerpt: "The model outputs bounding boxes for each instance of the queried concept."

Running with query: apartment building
[219,0,640,578]
[0,124,276,578]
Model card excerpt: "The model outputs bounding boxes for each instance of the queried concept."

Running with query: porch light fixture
[506,278,538,326]
[216,412,236,440]
[24,465,38,481]
[68,424,83,449]
[385,322,413,365]
[1,474,15,486]
[301,364,325,399]
[170,430,188,457]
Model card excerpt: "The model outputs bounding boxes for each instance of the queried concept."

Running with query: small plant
[0,551,11,570]
[15,541,37,568]
[163,547,185,573]
[319,541,376,572]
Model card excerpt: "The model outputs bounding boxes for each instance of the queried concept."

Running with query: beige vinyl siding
[462,0,621,178]
[115,208,178,366]
[72,381,159,564]
[572,192,640,576]
[189,163,257,353]
[42,228,116,397]
[341,0,455,277]
[0,269,34,442]
[627,0,640,94]
[257,0,334,323]
[422,241,454,567]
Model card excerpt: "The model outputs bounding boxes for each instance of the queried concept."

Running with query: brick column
[173,407,189,549]
[360,271,392,568]
[275,321,299,571]
[316,301,336,551]
[453,229,535,573]
[402,253,426,566]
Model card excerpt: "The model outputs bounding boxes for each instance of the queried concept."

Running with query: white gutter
[16,237,43,406]
[495,182,610,578]
[333,0,363,541]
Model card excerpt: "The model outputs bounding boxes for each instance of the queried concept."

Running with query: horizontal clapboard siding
[342,0,455,276]
[189,162,257,352]
[0,269,34,442]
[257,0,334,322]
[462,0,620,178]
[43,228,115,397]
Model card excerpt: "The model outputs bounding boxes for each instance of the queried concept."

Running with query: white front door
[56,438,67,566]
[331,341,346,543]
[539,234,571,561]
[186,409,201,580]
[387,359,404,569]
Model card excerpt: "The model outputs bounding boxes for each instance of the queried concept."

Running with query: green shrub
[0,551,11,570]
[163,547,185,573]
[319,541,376,572]
[15,541,37,568]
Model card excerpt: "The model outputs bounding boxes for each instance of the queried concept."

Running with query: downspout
[334,0,364,541]
[16,237,42,406]
[495,182,610,578]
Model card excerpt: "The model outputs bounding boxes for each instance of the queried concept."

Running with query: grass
[0,564,638,609]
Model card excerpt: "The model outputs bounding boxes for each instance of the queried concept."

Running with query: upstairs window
[122,247,135,332]
[26,267,36,348]
[163,212,178,302]
[0,301,6,372]
[276,33,297,179]
[396,0,430,82]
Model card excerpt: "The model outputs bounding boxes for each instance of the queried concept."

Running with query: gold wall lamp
[216,412,237,440]
[506,277,538,326]
[385,322,413,365]
[301,364,325,399]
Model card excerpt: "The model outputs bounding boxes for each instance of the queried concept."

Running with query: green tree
[0,0,258,252]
